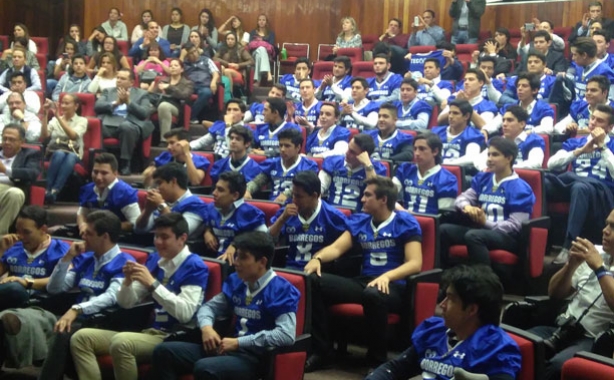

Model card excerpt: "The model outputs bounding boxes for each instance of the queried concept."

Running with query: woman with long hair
[179,30,214,60]
[248,14,276,83]
[87,36,130,74]
[334,17,362,53]
[214,32,254,89]
[135,40,170,89]
[88,52,118,95]
[493,27,518,61]
[86,26,107,57]
[11,23,37,54]
[162,7,190,57]
[101,7,128,41]
[191,9,218,50]
[219,16,250,47]
[131,10,154,44]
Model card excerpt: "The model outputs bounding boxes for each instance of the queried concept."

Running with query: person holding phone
[407,10,446,48]
[569,1,614,43]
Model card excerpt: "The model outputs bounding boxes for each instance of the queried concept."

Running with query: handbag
[139,70,159,84]
[46,137,80,159]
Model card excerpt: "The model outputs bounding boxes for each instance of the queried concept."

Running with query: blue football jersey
[516,134,545,165]
[562,136,614,184]
[395,163,458,214]
[574,61,614,100]
[348,212,421,282]
[367,73,403,102]
[322,155,387,212]
[412,317,522,380]
[320,75,352,101]
[569,100,614,130]
[204,201,266,254]
[248,102,266,123]
[294,100,322,126]
[470,172,535,222]
[1,239,69,280]
[505,75,556,101]
[407,50,446,76]
[431,126,484,160]
[154,151,211,173]
[204,121,232,158]
[279,74,302,101]
[71,250,135,304]
[210,156,263,183]
[79,180,138,222]
[253,122,302,157]
[153,194,207,221]
[417,80,455,103]
[455,79,505,100]
[366,129,414,160]
[500,100,554,132]
[260,156,319,200]
[339,100,380,130]
[393,99,433,130]
[305,125,350,155]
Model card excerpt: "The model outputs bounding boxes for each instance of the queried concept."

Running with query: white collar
[492,172,519,187]
[417,164,442,181]
[298,199,322,226]
[94,178,119,198]
[370,211,396,236]
[157,245,191,278]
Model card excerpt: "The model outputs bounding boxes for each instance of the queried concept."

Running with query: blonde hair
[338,17,359,38]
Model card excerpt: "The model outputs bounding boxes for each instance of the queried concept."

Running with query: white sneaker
[553,248,570,264]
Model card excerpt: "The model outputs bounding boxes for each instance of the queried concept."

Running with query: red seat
[60,92,96,117]
[248,154,267,164]
[247,199,281,226]
[37,70,46,93]
[35,54,47,71]
[337,48,363,63]
[455,44,478,63]
[103,135,153,164]
[149,77,191,129]
[442,164,464,195]
[537,133,550,169]
[312,61,333,80]
[335,207,352,217]
[409,45,436,55]
[120,246,150,264]
[0,35,9,52]
[351,61,375,78]
[116,40,129,56]
[21,143,44,206]
[361,34,379,54]
[478,30,492,43]
[192,151,215,187]
[508,29,522,48]
[279,43,309,76]
[562,352,614,379]
[30,37,49,56]
[428,105,440,128]
[348,128,360,139]
[502,324,545,380]
[317,44,335,61]
[310,157,323,171]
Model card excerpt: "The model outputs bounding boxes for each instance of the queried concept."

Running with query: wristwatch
[365,164,375,172]
[71,305,83,315]
[157,203,168,212]
[149,280,161,293]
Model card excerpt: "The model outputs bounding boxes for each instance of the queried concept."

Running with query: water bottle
[281,47,288,60]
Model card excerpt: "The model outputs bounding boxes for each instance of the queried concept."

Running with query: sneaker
[304,354,332,373]
[552,248,570,265]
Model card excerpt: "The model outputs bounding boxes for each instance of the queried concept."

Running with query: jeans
[191,86,213,122]
[0,282,29,311]
[46,78,58,99]
[46,150,79,193]
[451,30,478,44]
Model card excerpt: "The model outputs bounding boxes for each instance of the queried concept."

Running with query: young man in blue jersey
[368,102,414,162]
[251,97,302,157]
[474,106,545,171]
[319,133,387,212]
[570,37,614,102]
[190,98,246,156]
[279,57,311,102]
[305,101,350,158]
[547,104,614,264]
[304,176,423,372]
[393,132,458,214]
[243,84,286,123]
[150,231,301,380]
[210,126,262,183]
[411,58,454,107]
[315,55,352,102]
[340,77,380,131]
[144,128,210,188]
[439,137,535,269]
[367,265,521,380]
[70,213,209,380]
[432,100,484,167]
[393,78,433,131]
[269,171,348,270]
[367,54,403,104]
[0,206,69,310]
[245,128,318,203]
[77,153,140,234]
[206,171,267,261]
[462,56,504,100]
[135,163,207,238]
[294,78,322,133]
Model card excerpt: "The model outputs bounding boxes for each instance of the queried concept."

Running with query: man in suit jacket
[449,0,486,44]
[568,1,614,43]
[516,30,568,75]
[95,68,154,175]
[0,123,41,233]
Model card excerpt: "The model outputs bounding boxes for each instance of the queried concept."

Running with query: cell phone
[62,53,68,58]
[414,16,420,27]
[524,23,535,31]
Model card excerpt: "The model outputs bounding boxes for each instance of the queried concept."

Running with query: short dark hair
[517,71,541,94]
[401,77,419,91]
[292,171,321,197]
[488,136,518,169]
[374,53,390,63]
[379,102,398,119]
[333,55,352,73]
[2,124,25,141]
[592,29,610,41]
[424,9,435,18]
[85,210,122,243]
[118,67,135,81]
[495,28,511,44]
[478,55,497,67]
[163,128,190,142]
[18,205,47,228]
[153,212,189,238]
[94,152,118,172]
[364,176,397,211]
[153,162,189,190]
[9,71,26,83]
[272,83,287,96]
[226,98,247,113]
[436,41,456,52]
[589,1,603,9]
[587,75,610,93]
[228,125,253,145]
[533,30,551,42]
[414,131,443,165]
[572,37,598,58]
[541,20,555,30]
[441,265,504,326]
[527,51,547,65]
[71,54,87,66]
[449,99,473,118]
[233,231,275,269]
[504,105,529,123]
[350,76,369,90]
[424,57,441,69]
[465,68,486,83]
[299,78,315,88]
[183,41,196,51]
[278,128,303,147]
[595,104,614,125]
[218,171,247,198]
[389,18,402,29]
[353,133,376,156]
[320,101,340,118]
[266,97,287,118]
[294,57,311,69]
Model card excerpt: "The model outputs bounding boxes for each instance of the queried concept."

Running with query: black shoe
[304,354,332,373]
[44,191,56,205]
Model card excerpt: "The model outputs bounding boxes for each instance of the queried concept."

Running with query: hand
[117,87,130,104]
[544,68,553,76]
[217,250,235,265]
[273,193,287,204]
[219,338,239,354]
[455,90,468,101]
[520,25,527,38]
[170,44,177,51]
[228,63,239,70]
[243,190,253,200]
[210,82,217,95]
[11,109,24,120]
[175,140,191,156]
[281,203,299,221]
[356,151,373,167]
[582,13,591,28]
[496,73,506,81]
[97,67,107,77]
[566,123,578,134]
[471,50,480,63]
[0,234,19,252]
[204,230,219,253]
[475,208,487,226]
[122,261,136,286]
[532,17,541,26]
[404,52,412,60]
[480,69,492,85]
[322,74,333,86]
[129,263,156,287]
[0,276,26,287]
[304,257,322,276]
[442,50,455,59]
[462,205,482,222]
[570,237,603,270]
[332,46,339,54]
[65,241,86,262]
[418,78,432,86]
[145,189,165,210]
[590,127,606,148]
[55,309,79,333]
[158,83,169,91]
[294,116,308,126]
[201,326,221,353]
[341,102,353,115]
[484,41,497,54]
[367,274,391,294]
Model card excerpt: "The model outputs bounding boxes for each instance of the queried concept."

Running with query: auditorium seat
[455,44,478,63]
[317,44,335,61]
[337,48,363,63]
[409,45,436,55]
[442,164,465,194]
[60,92,96,117]
[562,352,614,379]
[537,133,551,169]
[279,43,310,75]
[0,35,8,51]
[30,37,49,56]
[502,324,545,380]
[312,61,334,80]
[351,61,375,78]
[116,40,129,56]
[247,199,282,226]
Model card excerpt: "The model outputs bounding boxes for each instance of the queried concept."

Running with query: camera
[543,316,587,359]
[524,23,535,32]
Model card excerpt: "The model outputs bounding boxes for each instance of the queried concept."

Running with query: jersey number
[484,203,504,222]
[333,184,361,209]
[370,252,388,266]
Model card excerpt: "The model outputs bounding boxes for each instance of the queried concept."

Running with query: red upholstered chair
[455,44,478,63]
[248,154,267,164]
[35,54,47,71]
[508,29,522,48]
[137,189,147,210]
[409,45,436,55]
[562,352,614,379]
[0,35,8,51]
[60,92,96,117]
[337,48,363,63]
[502,324,545,380]
[30,37,49,56]
[317,44,335,61]
[348,128,360,139]
[351,61,375,78]
[247,199,281,226]
[336,207,352,217]
[428,105,440,128]
[192,151,215,188]
[198,195,214,205]
[442,164,465,194]
[312,61,334,80]
[310,157,323,171]
[119,245,151,264]
[148,78,191,130]
[37,70,46,93]
[279,43,310,75]
[361,35,380,55]
[21,144,44,206]
[116,40,129,56]
[478,30,492,43]
[380,160,391,177]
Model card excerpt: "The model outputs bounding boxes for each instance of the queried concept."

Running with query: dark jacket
[0,147,41,185]
[449,0,486,40]
[95,87,154,138]
[515,48,568,75]
[569,18,614,43]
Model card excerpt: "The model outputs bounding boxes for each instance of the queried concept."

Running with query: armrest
[188,185,212,195]
[519,216,551,278]
[407,268,442,284]
[501,323,544,344]
[574,351,614,366]
[266,333,311,354]
[501,323,545,379]
[84,301,155,331]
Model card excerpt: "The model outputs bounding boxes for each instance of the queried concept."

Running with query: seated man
[379,18,411,75]
[210,126,262,183]
[182,41,220,124]
[294,78,322,132]
[78,153,140,234]
[190,98,246,157]
[143,128,210,188]
[411,58,454,106]
[393,131,458,214]
[320,133,387,212]
[304,176,423,371]
[439,137,535,268]
[315,55,352,102]
[339,77,380,131]
[432,100,484,167]
[279,57,312,102]
[407,10,446,47]
[461,55,505,98]
[0,206,69,310]
[393,78,433,131]
[547,104,614,264]
[251,97,301,157]
[367,102,414,162]
[269,171,348,270]
[135,163,207,238]
[475,106,546,171]
[94,68,154,175]
[593,29,614,67]
[527,208,614,380]
[367,54,403,104]
[367,265,521,380]
[305,101,350,158]
[150,231,300,380]
[518,19,566,56]
[0,92,41,143]
[69,213,209,380]
[246,128,318,203]
[0,124,40,234]
[128,21,172,61]
[205,171,267,260]
[243,84,286,123]
[568,1,614,43]
[52,54,92,102]
[0,72,40,115]
[515,30,568,75]
[570,37,614,102]
[437,41,465,82]
[0,47,41,93]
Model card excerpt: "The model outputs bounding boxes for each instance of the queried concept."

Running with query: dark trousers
[0,282,29,311]
[102,121,142,160]
[150,342,262,380]
[439,224,519,267]
[38,326,81,380]
[388,45,408,76]
[310,273,404,364]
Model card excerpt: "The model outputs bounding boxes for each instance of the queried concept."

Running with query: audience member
[52,54,92,102]
[413,58,454,106]
[315,56,352,102]
[218,16,250,47]
[339,77,380,131]
[492,27,518,62]
[182,41,220,123]
[0,37,40,72]
[244,84,286,123]
[407,10,446,47]
[568,1,614,43]
[179,31,214,61]
[190,98,246,157]
[437,41,465,82]
[191,9,219,50]
[129,21,172,62]
[334,16,362,54]
[378,18,410,74]
[134,41,170,89]
[279,57,312,102]
[592,29,614,67]
[367,102,414,161]
[87,36,130,74]
[491,52,556,105]
[213,32,254,90]
[305,101,350,157]
[449,0,486,44]
[393,78,433,130]
[101,7,128,41]
[131,10,154,45]
[0,47,41,93]
[248,14,276,83]
[0,72,40,115]
[59,24,88,58]
[294,78,322,132]
[0,92,41,143]
[10,24,37,54]
[162,7,191,57]
[251,97,301,157]
[367,54,403,104]
[209,126,262,183]
[518,19,566,56]
[570,37,614,102]
[86,26,108,57]
[87,52,119,96]
[515,31,567,75]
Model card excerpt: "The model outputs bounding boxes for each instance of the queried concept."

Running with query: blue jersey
[279,74,302,102]
[153,194,207,220]
[210,155,262,183]
[348,212,421,282]
[204,201,266,254]
[253,122,302,157]
[569,100,614,130]
[393,99,433,130]
[294,100,322,126]
[205,121,232,158]
[417,80,455,103]
[412,317,521,380]
[574,61,614,100]
[339,100,380,130]
[431,126,484,160]
[1,239,68,280]
[456,79,505,100]
[471,172,535,223]
[516,134,545,165]
[248,102,266,123]
[407,50,446,76]
[367,73,403,102]
[320,75,352,101]
[222,271,300,337]
[500,100,554,132]
[305,125,350,155]
[505,75,556,101]
[145,252,208,331]
[366,129,414,160]
[153,151,211,173]
[395,163,458,214]
[260,156,319,200]
[271,200,348,270]
[79,180,138,222]
[71,250,135,304]
[562,136,614,185]
[322,156,387,212]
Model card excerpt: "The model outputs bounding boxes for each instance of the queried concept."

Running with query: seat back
[120,245,150,264]
[317,44,335,61]
[60,92,96,117]
[442,164,464,195]
[30,37,49,56]
[282,43,310,59]
[202,258,228,301]
[0,35,9,51]
[81,118,102,174]
[312,61,334,80]
[248,154,267,164]
[428,105,440,128]
[562,354,614,379]
[515,169,543,218]
[247,200,281,226]
[274,268,310,335]
[197,195,214,205]
[117,40,129,56]
[361,34,379,53]
[137,189,147,210]
[337,48,363,63]
[508,28,522,47]
[35,54,47,71]
[455,44,478,63]
[310,156,323,171]
[335,207,352,217]
[478,30,492,43]
[351,61,375,78]
[537,133,551,169]
[192,151,215,187]
[414,214,439,270]
[409,45,436,55]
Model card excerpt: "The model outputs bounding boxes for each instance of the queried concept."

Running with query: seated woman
[218,16,250,47]
[135,41,170,89]
[191,8,218,50]
[213,32,253,90]
[179,30,214,60]
[47,40,79,97]
[439,137,535,268]
[86,36,130,75]
[132,9,154,44]
[87,52,118,96]
[56,24,88,57]
[100,7,128,41]
[248,14,275,83]
[162,7,190,57]
[85,26,107,57]
[493,27,518,62]
[0,37,40,72]
[40,94,87,204]
[148,58,194,143]
[10,23,37,54]
[333,17,362,56]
